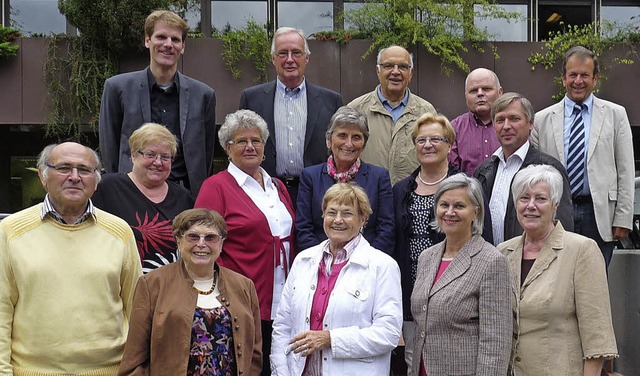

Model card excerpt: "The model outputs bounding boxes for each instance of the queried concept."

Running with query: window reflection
[11,0,66,35]
[474,4,527,41]
[212,1,267,30]
[278,1,333,34]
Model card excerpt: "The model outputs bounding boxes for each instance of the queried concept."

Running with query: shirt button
[422,305,427,311]
[311,284,316,290]
[484,139,488,143]
[289,143,293,146]
[515,356,521,362]
[420,331,425,338]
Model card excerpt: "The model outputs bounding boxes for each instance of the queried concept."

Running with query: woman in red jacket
[195,109,295,376]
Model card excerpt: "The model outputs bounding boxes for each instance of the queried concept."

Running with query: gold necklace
[193,273,217,295]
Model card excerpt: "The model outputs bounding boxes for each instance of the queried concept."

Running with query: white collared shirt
[489,141,530,244]
[227,162,293,318]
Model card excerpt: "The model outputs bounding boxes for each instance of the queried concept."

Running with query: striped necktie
[566,103,586,197]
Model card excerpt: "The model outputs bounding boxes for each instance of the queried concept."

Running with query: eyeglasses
[137,150,174,163]
[415,137,448,146]
[275,50,305,59]
[378,63,411,72]
[228,139,264,148]
[183,232,224,244]
[324,210,356,220]
[46,164,97,177]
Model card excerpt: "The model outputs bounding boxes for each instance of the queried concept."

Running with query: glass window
[602,6,640,28]
[278,1,333,35]
[212,1,267,31]
[474,4,528,41]
[10,0,66,35]
[344,2,369,30]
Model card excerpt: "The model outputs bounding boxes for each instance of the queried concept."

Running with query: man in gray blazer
[532,46,634,267]
[239,27,342,203]
[99,10,216,197]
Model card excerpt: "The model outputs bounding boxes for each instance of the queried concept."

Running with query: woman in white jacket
[271,182,402,376]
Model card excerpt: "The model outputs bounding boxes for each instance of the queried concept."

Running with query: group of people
[0,7,634,376]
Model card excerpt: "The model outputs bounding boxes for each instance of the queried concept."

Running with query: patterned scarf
[326,155,361,182]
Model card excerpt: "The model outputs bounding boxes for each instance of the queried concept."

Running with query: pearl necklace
[418,171,447,186]
[193,273,217,295]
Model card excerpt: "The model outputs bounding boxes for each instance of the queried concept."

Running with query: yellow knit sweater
[0,205,142,375]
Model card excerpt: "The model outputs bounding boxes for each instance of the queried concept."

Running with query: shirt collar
[471,111,492,127]
[227,161,273,188]
[276,77,306,96]
[41,194,96,225]
[377,85,409,109]
[147,67,180,92]
[321,234,362,274]
[493,140,530,163]
[564,94,593,115]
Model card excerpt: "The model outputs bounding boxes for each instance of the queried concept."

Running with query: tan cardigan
[118,260,262,376]
[498,222,618,375]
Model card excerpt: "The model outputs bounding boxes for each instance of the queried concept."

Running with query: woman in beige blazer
[410,174,512,375]
[498,164,617,375]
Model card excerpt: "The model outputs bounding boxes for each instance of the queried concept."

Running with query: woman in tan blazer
[118,209,262,375]
[410,174,512,375]
[499,165,617,375]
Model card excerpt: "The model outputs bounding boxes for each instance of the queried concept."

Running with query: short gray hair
[491,92,535,124]
[432,173,484,235]
[271,27,310,56]
[376,45,414,68]
[218,109,270,150]
[511,164,563,208]
[37,143,102,183]
[325,106,369,144]
[563,46,599,76]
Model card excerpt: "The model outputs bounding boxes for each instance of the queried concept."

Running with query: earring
[262,155,266,162]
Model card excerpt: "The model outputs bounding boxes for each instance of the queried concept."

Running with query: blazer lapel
[265,83,277,149]
[521,223,563,291]
[139,70,151,123]
[178,72,189,136]
[587,97,604,165]
[429,236,481,297]
[305,84,319,150]
[551,101,565,164]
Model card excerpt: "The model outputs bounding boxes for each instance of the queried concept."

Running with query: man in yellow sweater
[0,142,142,375]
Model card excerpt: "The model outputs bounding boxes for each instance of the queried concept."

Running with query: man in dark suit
[239,27,343,203]
[99,10,216,197]
[474,92,574,245]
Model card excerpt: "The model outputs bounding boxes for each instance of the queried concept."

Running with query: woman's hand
[288,330,331,356]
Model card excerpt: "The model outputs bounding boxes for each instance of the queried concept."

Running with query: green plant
[528,22,635,100]
[221,19,271,82]
[344,0,521,74]
[44,0,182,140]
[0,26,21,58]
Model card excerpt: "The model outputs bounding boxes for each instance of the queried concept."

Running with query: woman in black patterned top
[93,123,193,272]
[392,113,459,374]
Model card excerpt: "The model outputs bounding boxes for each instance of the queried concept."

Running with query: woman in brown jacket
[118,208,262,375]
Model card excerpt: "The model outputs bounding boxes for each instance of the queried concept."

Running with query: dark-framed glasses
[137,150,174,163]
[183,232,224,244]
[415,137,448,146]
[46,164,97,177]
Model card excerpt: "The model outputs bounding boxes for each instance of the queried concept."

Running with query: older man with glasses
[349,45,437,184]
[0,142,142,375]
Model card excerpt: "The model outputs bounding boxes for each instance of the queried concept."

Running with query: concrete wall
[1,38,640,127]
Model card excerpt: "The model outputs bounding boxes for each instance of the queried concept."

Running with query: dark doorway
[538,3,593,41]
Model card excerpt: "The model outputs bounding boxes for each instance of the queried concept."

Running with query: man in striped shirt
[239,27,343,204]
